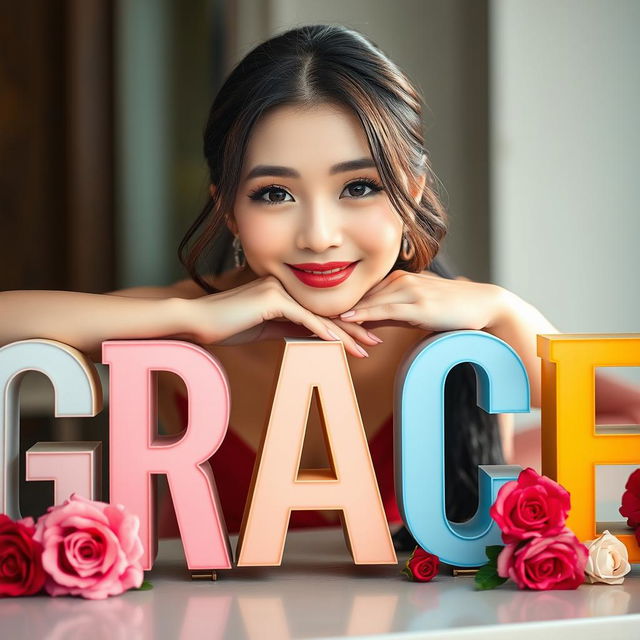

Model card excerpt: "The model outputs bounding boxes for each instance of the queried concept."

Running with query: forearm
[485,287,560,409]
[0,290,191,358]
[485,288,640,423]
[594,371,640,425]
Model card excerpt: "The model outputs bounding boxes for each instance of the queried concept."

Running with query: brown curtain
[0,0,115,294]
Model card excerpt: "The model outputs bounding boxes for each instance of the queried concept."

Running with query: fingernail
[327,330,340,340]
[366,331,383,344]
[340,310,356,318]
[355,344,369,357]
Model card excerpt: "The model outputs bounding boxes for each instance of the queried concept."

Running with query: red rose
[404,547,439,582]
[497,529,588,591]
[619,468,640,529]
[489,467,570,543]
[0,514,46,597]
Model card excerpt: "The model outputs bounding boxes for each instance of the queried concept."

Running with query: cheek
[236,214,290,269]
[350,208,403,261]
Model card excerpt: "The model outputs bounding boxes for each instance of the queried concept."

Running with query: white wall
[490,0,640,369]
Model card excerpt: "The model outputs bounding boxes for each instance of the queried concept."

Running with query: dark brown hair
[178,24,448,291]
[178,24,503,535]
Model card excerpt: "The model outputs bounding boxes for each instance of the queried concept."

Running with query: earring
[232,235,246,268]
[400,231,415,261]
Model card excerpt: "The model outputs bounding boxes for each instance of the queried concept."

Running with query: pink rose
[33,494,144,600]
[497,530,588,590]
[489,467,570,543]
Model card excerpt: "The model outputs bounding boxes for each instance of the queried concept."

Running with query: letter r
[103,340,232,570]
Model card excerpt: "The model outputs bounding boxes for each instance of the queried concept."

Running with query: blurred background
[2,0,639,518]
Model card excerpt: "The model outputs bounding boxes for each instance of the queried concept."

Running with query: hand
[186,275,383,358]
[336,270,507,333]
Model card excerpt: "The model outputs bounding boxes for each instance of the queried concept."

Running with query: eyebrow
[244,157,376,180]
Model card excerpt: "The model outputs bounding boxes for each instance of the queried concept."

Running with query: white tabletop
[2,527,640,639]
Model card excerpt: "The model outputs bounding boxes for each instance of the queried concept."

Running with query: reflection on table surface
[1,528,640,639]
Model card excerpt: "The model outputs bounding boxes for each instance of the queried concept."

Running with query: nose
[295,199,343,254]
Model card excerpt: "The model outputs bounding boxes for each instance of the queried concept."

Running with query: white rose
[583,530,631,585]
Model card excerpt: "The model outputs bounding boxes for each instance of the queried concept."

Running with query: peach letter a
[236,338,397,566]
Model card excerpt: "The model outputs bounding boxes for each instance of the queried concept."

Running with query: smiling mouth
[286,261,359,288]
[290,265,351,274]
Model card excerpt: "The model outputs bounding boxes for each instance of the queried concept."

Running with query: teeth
[303,267,347,274]
[302,266,348,275]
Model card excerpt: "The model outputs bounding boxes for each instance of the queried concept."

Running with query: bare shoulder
[421,265,472,282]
[168,277,212,299]
[105,273,221,299]
[171,267,252,297]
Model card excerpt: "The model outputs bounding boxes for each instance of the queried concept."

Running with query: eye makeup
[247,177,384,206]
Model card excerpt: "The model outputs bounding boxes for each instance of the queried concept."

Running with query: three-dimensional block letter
[538,333,640,561]
[395,330,527,566]
[103,340,233,571]
[236,338,397,566]
[26,441,102,503]
[0,340,102,518]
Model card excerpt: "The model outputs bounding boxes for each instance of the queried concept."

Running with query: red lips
[287,261,359,288]
[289,261,354,270]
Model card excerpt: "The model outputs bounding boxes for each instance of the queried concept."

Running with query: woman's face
[229,102,412,317]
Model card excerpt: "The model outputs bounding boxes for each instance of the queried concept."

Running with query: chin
[294,293,361,318]
[275,267,374,316]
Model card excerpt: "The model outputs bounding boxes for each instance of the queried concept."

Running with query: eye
[340,178,384,199]
[248,185,295,205]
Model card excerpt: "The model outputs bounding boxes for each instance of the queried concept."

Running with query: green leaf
[474,564,507,591]
[485,545,504,565]
[401,567,414,581]
[132,580,154,591]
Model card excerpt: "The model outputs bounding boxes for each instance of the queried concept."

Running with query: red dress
[158,391,402,537]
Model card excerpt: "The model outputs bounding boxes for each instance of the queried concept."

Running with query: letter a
[236,338,396,566]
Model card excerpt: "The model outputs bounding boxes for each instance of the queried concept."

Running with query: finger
[348,271,417,309]
[340,291,407,318]
[356,271,405,301]
[357,279,393,302]
[266,314,379,350]
[331,318,384,345]
[322,319,370,358]
[264,317,377,353]
[281,299,369,358]
[337,303,419,325]
[272,284,370,357]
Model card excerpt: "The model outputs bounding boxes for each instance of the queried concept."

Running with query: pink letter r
[102,340,232,571]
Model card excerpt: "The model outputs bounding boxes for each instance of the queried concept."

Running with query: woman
[150,24,543,539]
[2,25,637,546]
